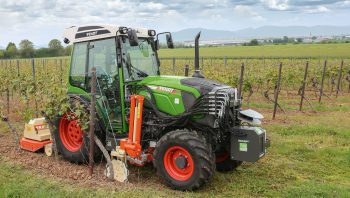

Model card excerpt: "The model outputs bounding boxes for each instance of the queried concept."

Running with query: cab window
[70,42,88,89]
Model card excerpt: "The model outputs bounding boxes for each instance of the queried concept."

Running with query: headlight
[148,30,156,36]
[238,109,264,126]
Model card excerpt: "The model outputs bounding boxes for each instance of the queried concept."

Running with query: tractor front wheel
[153,130,215,190]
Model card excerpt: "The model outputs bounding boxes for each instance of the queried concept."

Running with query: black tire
[54,95,105,163]
[153,130,215,190]
[216,151,242,172]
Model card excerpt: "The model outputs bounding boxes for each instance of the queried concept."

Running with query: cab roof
[62,25,153,44]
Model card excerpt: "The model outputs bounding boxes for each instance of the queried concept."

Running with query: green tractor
[57,25,269,190]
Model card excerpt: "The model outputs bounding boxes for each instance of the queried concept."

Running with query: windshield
[122,37,159,81]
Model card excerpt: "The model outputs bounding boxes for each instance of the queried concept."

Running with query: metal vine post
[238,62,245,99]
[273,62,283,120]
[299,61,309,111]
[336,60,344,98]
[319,60,327,103]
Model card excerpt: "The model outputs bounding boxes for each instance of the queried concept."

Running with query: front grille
[205,87,237,118]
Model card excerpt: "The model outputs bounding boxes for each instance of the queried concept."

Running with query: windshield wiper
[124,57,148,78]
[130,64,148,77]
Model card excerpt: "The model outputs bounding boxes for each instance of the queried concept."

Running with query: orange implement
[20,138,52,152]
[120,95,144,158]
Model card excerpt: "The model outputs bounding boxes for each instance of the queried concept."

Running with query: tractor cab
[63,25,173,136]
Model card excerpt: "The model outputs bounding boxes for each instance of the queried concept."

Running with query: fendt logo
[86,31,97,37]
[148,86,177,94]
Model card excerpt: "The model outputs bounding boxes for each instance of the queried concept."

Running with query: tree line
[0,39,72,59]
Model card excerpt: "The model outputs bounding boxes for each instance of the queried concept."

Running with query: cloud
[0,0,349,46]
[260,0,347,12]
[261,0,290,11]
[304,5,331,13]
[234,5,266,21]
[232,0,260,6]
[290,0,344,6]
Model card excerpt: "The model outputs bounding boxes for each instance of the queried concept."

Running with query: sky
[0,0,350,48]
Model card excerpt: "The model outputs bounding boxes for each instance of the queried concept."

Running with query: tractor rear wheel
[153,130,215,190]
[216,150,242,172]
[54,113,90,163]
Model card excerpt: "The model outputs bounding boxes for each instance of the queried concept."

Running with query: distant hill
[172,26,350,41]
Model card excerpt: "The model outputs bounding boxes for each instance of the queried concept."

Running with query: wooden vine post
[31,59,39,118]
[238,63,245,99]
[89,67,97,176]
[319,60,327,103]
[184,64,189,77]
[60,59,63,85]
[16,60,20,77]
[201,57,204,69]
[299,61,309,111]
[272,62,282,120]
[172,57,176,75]
[335,60,343,98]
[6,88,9,115]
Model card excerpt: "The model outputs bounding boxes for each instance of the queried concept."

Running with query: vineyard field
[0,56,349,120]
[158,43,350,58]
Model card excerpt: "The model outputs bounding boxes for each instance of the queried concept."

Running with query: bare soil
[0,132,163,190]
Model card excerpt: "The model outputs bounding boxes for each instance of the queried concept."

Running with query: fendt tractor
[57,25,269,190]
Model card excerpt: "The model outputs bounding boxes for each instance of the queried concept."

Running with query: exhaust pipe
[192,31,205,78]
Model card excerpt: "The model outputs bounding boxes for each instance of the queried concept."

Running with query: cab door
[69,38,123,132]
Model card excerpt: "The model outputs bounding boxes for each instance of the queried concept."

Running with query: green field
[158,43,350,58]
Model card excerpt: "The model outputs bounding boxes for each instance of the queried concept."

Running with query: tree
[19,39,35,58]
[48,39,63,49]
[5,42,18,58]
[48,39,63,56]
[249,39,259,46]
[34,48,51,58]
[296,38,303,43]
[283,36,289,43]
[0,50,4,59]
[63,45,73,56]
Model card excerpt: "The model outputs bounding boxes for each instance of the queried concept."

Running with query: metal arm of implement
[120,95,144,158]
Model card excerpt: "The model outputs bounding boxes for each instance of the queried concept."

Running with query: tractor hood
[135,75,236,116]
[137,75,231,97]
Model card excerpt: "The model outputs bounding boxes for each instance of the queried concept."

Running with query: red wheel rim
[163,146,194,181]
[216,152,229,163]
[59,113,83,152]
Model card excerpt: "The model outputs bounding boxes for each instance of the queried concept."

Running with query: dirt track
[0,132,163,190]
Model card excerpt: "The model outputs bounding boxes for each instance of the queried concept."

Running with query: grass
[0,161,172,198]
[158,43,350,58]
[1,95,349,197]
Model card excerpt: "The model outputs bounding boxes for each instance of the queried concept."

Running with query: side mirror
[155,40,160,50]
[128,29,139,46]
[166,34,174,49]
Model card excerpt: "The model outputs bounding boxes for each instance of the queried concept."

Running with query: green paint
[133,75,200,115]
[118,66,127,133]
[137,75,200,97]
[239,142,248,152]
